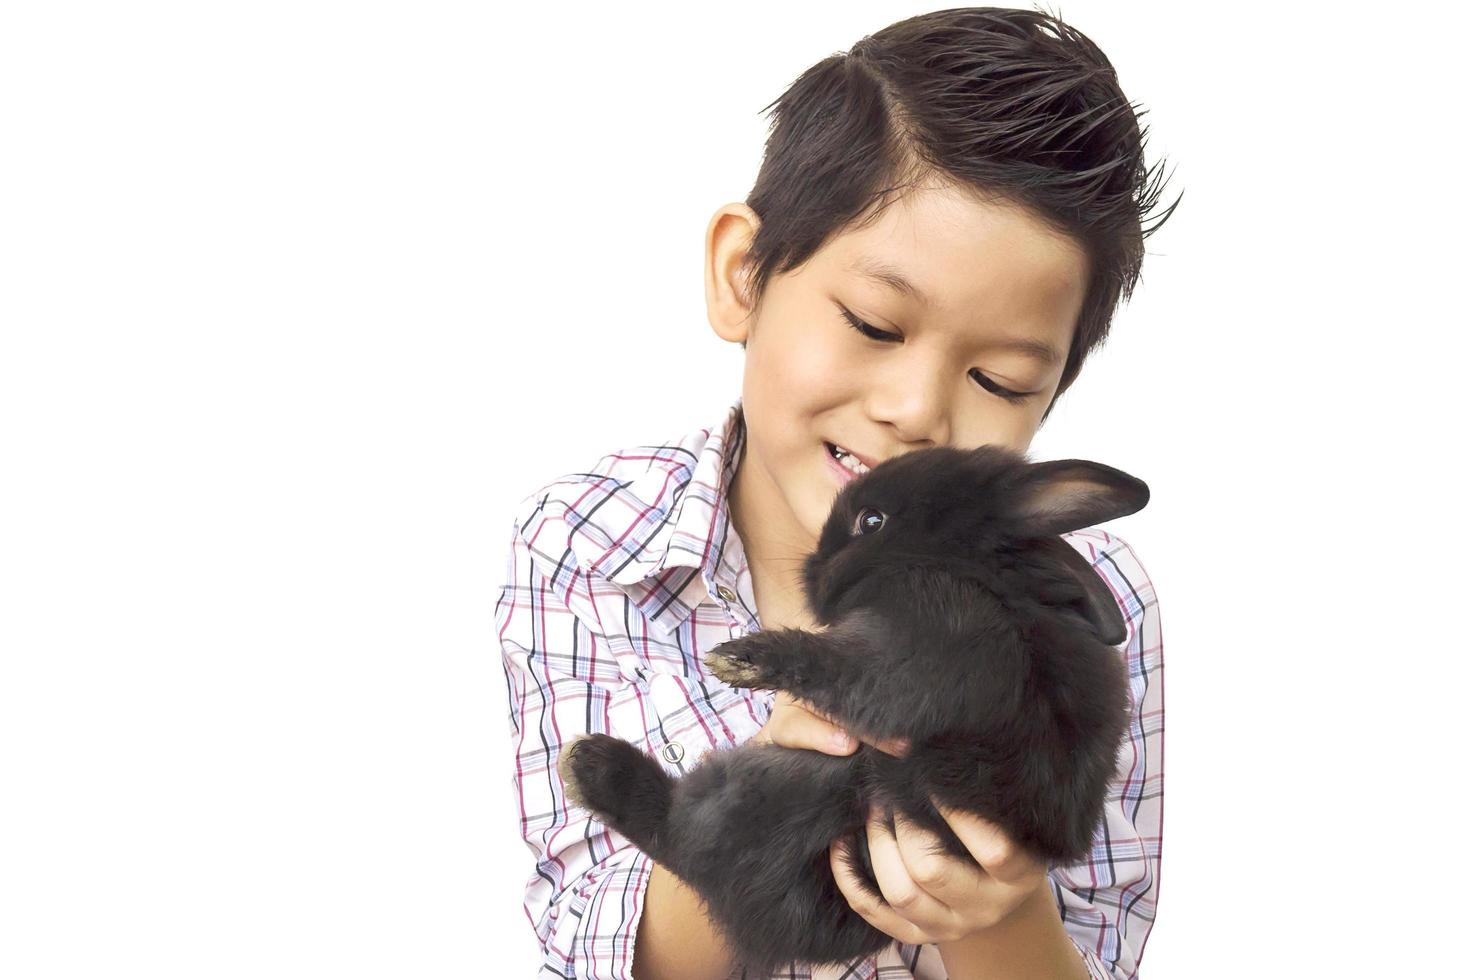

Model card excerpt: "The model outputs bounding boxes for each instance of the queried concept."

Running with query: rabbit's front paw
[703,637,776,689]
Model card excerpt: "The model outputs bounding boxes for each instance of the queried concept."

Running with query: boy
[495,7,1175,978]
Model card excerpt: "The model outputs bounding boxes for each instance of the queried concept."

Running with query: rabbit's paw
[557,734,651,824]
[557,734,675,849]
[703,635,778,689]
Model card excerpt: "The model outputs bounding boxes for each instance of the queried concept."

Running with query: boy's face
[706,181,1089,561]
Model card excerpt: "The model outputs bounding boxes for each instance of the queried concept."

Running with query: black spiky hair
[740,4,1181,419]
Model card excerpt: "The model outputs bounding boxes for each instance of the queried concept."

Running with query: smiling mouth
[824,441,872,476]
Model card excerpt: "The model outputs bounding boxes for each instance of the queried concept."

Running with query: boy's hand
[828,797,1048,944]
[755,696,1046,942]
[752,691,910,757]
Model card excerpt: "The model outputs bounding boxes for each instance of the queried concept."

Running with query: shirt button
[716,585,737,603]
[661,741,685,764]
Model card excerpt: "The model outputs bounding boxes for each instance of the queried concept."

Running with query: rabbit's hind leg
[558,734,675,860]
[664,745,891,974]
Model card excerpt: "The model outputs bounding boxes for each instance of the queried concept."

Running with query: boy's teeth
[830,443,870,474]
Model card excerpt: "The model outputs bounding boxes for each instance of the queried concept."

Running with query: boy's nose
[863,377,952,447]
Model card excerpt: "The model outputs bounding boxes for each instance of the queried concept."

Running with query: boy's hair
[738,5,1181,420]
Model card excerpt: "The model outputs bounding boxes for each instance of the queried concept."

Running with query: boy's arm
[496,514,664,980]
[936,881,1091,979]
[634,861,737,980]
[1046,532,1166,980]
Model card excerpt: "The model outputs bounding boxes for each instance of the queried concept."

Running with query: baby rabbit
[557,444,1148,976]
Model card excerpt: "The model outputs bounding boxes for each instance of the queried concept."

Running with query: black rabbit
[557,444,1148,976]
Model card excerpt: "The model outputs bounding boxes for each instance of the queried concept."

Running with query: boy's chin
[800,475,840,545]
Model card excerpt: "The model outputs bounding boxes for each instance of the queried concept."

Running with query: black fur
[557,445,1148,975]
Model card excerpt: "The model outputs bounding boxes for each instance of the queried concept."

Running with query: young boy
[495,7,1175,979]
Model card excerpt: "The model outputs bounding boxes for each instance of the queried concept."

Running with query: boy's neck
[727,447,821,633]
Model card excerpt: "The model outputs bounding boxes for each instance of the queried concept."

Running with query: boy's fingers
[785,696,908,757]
[760,696,856,755]
[756,694,910,757]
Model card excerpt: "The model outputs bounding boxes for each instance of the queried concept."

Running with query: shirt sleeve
[494,506,654,980]
[1050,532,1165,980]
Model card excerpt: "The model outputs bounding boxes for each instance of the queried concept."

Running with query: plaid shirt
[495,398,1164,980]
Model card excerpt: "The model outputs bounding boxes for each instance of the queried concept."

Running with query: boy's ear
[705,204,761,345]
[1007,459,1149,537]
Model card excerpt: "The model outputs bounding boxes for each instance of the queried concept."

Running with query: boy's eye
[969,369,1031,404]
[840,306,902,343]
[838,305,1035,405]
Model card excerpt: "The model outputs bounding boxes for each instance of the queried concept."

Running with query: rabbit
[557,443,1148,976]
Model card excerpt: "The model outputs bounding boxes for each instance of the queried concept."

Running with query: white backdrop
[3,1,1465,976]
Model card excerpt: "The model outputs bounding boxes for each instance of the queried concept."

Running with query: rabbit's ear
[1036,537,1129,646]
[1008,460,1149,537]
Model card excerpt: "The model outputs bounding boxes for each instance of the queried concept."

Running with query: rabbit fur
[557,444,1148,975]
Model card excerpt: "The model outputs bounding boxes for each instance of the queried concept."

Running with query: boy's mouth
[824,441,872,476]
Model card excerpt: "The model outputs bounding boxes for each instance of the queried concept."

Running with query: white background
[2,1,1465,976]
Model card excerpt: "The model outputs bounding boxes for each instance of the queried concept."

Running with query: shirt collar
[579,398,750,634]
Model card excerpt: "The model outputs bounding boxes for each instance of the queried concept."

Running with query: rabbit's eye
[852,507,886,536]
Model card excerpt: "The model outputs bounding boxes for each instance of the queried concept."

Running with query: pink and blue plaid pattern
[495,398,1164,979]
